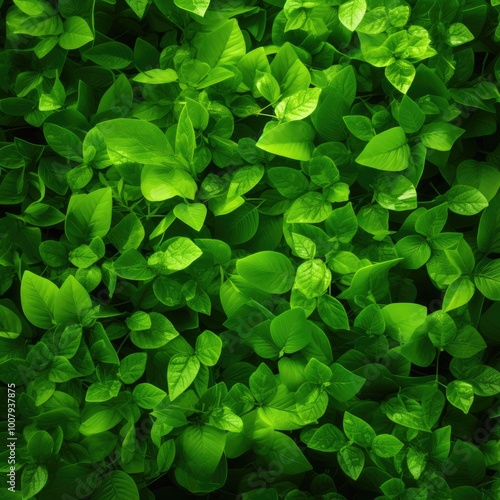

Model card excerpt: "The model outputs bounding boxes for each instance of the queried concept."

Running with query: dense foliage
[1,0,500,498]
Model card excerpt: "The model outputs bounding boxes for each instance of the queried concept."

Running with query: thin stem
[435,350,441,382]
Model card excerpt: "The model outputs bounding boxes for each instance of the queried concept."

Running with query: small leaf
[195,330,222,366]
[372,434,404,458]
[338,445,365,480]
[173,203,207,231]
[446,380,474,414]
[168,354,200,400]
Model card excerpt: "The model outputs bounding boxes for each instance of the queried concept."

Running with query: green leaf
[317,295,350,330]
[338,445,365,480]
[382,303,427,343]
[126,311,152,331]
[236,251,295,294]
[419,123,464,151]
[339,0,367,31]
[291,232,316,260]
[343,115,375,141]
[86,380,121,402]
[398,95,425,133]
[265,431,312,474]
[249,363,277,403]
[312,66,355,141]
[446,185,489,216]
[463,364,500,397]
[275,88,322,122]
[44,123,82,161]
[456,160,500,202]
[372,434,404,458]
[270,308,311,354]
[163,237,202,271]
[287,192,332,223]
[196,330,222,366]
[157,440,175,474]
[443,276,475,312]
[108,213,145,253]
[294,259,332,299]
[178,426,226,478]
[0,305,22,339]
[97,119,174,165]
[307,424,346,452]
[21,271,58,329]
[65,188,112,245]
[22,464,48,500]
[133,69,178,84]
[478,196,500,253]
[355,127,410,171]
[309,156,340,187]
[257,121,315,161]
[325,203,358,243]
[84,42,134,70]
[270,43,311,98]
[474,259,500,301]
[119,353,147,384]
[385,60,416,94]
[141,165,198,201]
[395,235,431,269]
[54,275,92,325]
[133,383,166,409]
[174,203,207,231]
[79,407,122,436]
[445,325,486,358]
[92,471,139,500]
[374,173,417,211]
[415,204,448,237]
[426,310,457,349]
[380,478,405,497]
[343,412,376,448]
[27,430,54,463]
[198,19,245,67]
[59,17,94,50]
[267,167,309,199]
[327,363,366,402]
[446,23,474,46]
[446,380,474,414]
[130,312,178,349]
[14,0,54,16]
[338,259,402,302]
[168,354,200,400]
[354,303,385,334]
[254,71,281,103]
[114,249,157,281]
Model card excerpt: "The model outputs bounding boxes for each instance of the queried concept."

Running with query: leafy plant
[1,0,500,498]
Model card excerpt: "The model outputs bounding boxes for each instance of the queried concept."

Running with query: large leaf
[198,19,245,67]
[270,308,311,354]
[91,471,139,500]
[175,0,210,17]
[236,251,295,294]
[65,188,112,244]
[141,165,197,201]
[256,121,315,161]
[355,127,410,171]
[97,119,175,165]
[21,271,58,329]
[59,17,93,50]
